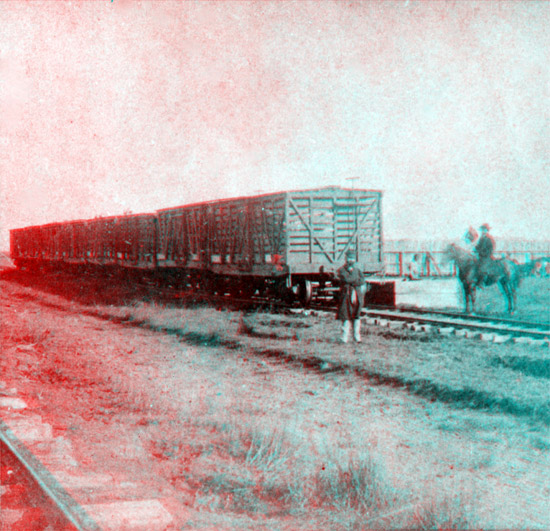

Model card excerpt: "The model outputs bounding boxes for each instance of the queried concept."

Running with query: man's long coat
[336,265,366,321]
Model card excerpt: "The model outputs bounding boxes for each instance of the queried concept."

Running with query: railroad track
[0,421,100,531]
[363,306,550,345]
[101,279,550,346]
[164,289,550,345]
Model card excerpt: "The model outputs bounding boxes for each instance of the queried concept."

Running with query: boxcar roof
[10,212,156,232]
[156,186,383,213]
[11,186,383,232]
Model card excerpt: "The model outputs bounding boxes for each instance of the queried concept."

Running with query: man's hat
[345,249,357,259]
[480,223,491,231]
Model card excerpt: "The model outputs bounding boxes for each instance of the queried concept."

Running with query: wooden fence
[384,250,549,277]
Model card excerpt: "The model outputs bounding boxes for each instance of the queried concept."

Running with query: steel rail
[0,419,100,531]
[173,291,549,341]
[367,304,549,330]
[123,278,550,342]
[364,308,550,341]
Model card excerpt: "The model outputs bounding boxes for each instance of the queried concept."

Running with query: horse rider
[337,249,366,343]
[474,223,495,284]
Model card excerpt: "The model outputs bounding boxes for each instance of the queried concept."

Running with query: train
[9,187,384,305]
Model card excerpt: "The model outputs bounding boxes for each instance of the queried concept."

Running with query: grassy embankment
[3,269,549,528]
[1,275,485,529]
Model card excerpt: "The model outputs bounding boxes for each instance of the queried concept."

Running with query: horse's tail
[514,264,523,289]
[503,259,522,289]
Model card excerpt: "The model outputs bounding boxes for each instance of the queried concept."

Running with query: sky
[1,0,549,249]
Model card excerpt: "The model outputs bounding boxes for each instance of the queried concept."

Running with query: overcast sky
[1,0,548,249]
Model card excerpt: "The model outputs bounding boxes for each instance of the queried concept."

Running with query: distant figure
[474,224,495,284]
[337,250,366,343]
[463,226,478,253]
[407,254,421,280]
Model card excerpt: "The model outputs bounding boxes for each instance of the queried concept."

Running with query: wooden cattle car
[10,187,384,304]
[83,214,158,268]
[156,187,382,301]
[10,214,157,269]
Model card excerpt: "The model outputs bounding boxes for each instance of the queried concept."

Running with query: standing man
[474,223,495,284]
[337,249,366,343]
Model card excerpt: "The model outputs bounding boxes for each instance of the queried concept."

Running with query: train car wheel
[292,279,313,307]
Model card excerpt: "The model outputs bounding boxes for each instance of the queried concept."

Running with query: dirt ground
[1,272,549,530]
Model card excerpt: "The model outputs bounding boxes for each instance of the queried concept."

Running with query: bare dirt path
[1,276,549,529]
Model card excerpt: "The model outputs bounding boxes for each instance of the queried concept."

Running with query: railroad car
[10,214,158,269]
[10,187,384,304]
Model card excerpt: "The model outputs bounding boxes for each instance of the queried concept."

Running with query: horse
[443,244,522,314]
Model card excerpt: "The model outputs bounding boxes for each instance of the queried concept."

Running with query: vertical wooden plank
[152,216,158,268]
[354,194,359,256]
[308,195,312,264]
[284,192,290,266]
[332,195,337,262]
[378,194,384,269]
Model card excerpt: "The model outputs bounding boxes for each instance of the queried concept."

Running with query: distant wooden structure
[385,242,550,278]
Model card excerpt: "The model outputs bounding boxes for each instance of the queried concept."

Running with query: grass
[469,276,550,324]
[412,495,475,530]
[12,272,548,428]
[2,315,53,350]
[162,417,405,527]
[238,316,550,426]
[240,427,289,472]
[57,342,407,528]
[308,456,390,512]
[167,417,477,529]
[3,271,548,528]
[9,273,549,428]
[102,301,243,348]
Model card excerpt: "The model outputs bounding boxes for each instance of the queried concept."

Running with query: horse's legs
[461,282,471,313]
[470,287,476,314]
[509,283,517,315]
[465,286,477,314]
[499,279,514,314]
